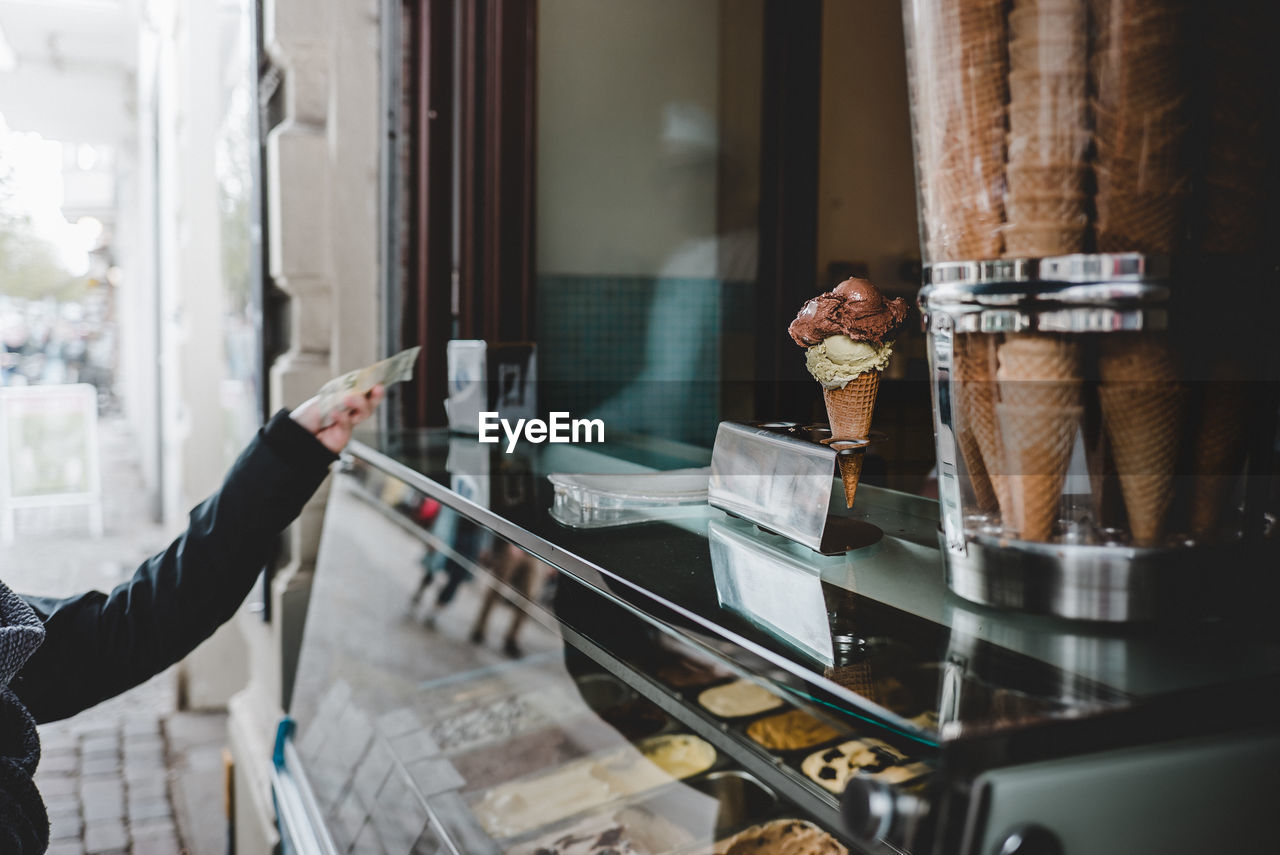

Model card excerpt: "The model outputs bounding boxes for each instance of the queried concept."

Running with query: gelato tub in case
[656,654,734,690]
[503,804,696,855]
[472,734,717,838]
[429,685,588,753]
[698,680,785,719]
[801,738,931,795]
[708,819,848,855]
[745,710,843,753]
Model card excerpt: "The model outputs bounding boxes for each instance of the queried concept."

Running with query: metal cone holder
[709,421,884,555]
[921,252,1259,622]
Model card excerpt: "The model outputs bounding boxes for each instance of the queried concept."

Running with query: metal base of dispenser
[941,532,1237,622]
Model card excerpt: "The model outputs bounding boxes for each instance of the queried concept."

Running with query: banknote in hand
[316,346,421,422]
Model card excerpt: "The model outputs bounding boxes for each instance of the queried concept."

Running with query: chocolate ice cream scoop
[788,277,909,347]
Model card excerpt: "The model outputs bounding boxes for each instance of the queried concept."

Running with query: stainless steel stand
[708,421,884,555]
[940,533,1238,622]
[920,252,1259,622]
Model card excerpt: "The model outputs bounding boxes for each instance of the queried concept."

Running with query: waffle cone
[997,403,1082,542]
[1003,224,1089,256]
[1092,2,1193,255]
[1095,189,1188,254]
[1005,193,1090,225]
[1189,380,1248,538]
[997,334,1083,387]
[1007,130,1093,164]
[1009,103,1091,139]
[953,335,1000,512]
[1008,36,1088,73]
[824,660,879,704]
[994,335,1083,541]
[1008,2,1088,41]
[1097,337,1184,546]
[914,0,1009,261]
[823,372,881,507]
[1005,162,1089,194]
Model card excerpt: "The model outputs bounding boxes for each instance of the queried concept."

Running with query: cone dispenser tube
[902,0,1272,265]
[904,0,1276,619]
[920,273,1271,621]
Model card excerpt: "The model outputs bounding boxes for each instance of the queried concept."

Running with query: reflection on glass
[710,521,836,665]
[536,0,763,446]
[215,0,264,462]
[291,471,866,852]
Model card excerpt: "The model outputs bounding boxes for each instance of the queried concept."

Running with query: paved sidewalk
[36,702,180,855]
[2,415,227,854]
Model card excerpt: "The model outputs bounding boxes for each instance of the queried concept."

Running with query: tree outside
[0,122,115,405]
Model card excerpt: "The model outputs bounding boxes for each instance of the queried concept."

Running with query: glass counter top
[346,427,1280,750]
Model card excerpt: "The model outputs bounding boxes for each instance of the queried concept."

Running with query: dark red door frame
[756,0,822,421]
[403,0,455,427]
[458,0,537,344]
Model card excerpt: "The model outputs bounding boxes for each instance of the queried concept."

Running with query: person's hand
[291,385,386,453]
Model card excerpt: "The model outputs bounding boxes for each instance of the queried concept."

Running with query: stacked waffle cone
[1091,0,1193,253]
[952,334,1003,514]
[824,372,881,508]
[1003,0,1091,257]
[1096,336,1184,546]
[995,335,1082,542]
[912,0,1008,260]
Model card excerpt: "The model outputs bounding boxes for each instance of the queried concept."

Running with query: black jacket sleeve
[10,410,338,723]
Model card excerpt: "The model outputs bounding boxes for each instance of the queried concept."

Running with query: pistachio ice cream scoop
[804,335,894,389]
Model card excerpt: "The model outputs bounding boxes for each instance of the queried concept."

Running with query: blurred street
[1,416,226,855]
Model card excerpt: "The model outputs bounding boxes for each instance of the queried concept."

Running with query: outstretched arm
[11,388,382,723]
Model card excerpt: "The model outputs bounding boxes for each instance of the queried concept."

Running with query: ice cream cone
[824,372,881,507]
[997,403,1082,542]
[1005,193,1090,226]
[1091,0,1192,255]
[1003,3,1090,259]
[1006,130,1092,164]
[1097,336,1184,546]
[1008,3,1087,42]
[823,660,879,704]
[1095,188,1188,254]
[994,335,1082,541]
[913,0,1009,261]
[1188,378,1248,539]
[1008,36,1089,73]
[1003,223,1089,256]
[953,335,1000,512]
[1008,69,1088,105]
[1004,162,1089,195]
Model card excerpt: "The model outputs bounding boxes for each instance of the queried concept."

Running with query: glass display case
[274,430,1280,855]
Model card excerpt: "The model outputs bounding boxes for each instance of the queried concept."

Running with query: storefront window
[214,0,264,463]
[534,0,763,447]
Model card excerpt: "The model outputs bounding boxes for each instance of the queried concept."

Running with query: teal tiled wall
[536,275,753,447]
